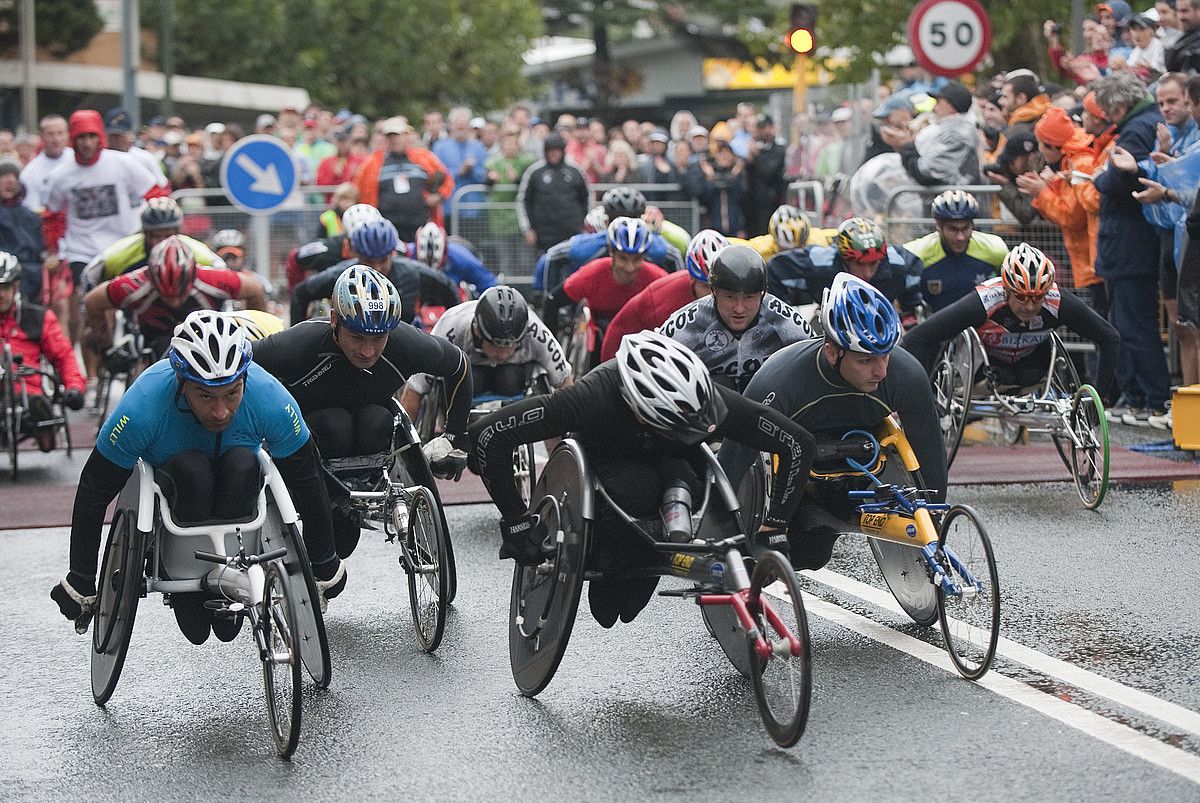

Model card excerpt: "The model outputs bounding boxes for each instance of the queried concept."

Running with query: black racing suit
[766,244,924,313]
[718,338,947,570]
[902,278,1121,390]
[289,255,459,327]
[469,361,815,626]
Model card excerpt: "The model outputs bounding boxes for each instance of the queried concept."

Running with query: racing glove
[62,389,85,411]
[423,433,468,480]
[751,525,791,560]
[499,514,550,566]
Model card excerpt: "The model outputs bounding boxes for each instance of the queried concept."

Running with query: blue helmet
[931,189,979,221]
[606,216,652,255]
[349,218,399,260]
[821,272,900,355]
[332,265,404,334]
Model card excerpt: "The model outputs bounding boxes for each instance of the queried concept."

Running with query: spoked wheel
[747,550,812,748]
[933,331,974,467]
[260,562,302,759]
[935,505,1000,680]
[3,363,19,481]
[514,443,537,507]
[91,503,146,705]
[1067,385,1109,510]
[402,486,449,653]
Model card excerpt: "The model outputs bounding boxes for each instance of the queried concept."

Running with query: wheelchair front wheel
[402,486,449,653]
[91,507,145,705]
[1068,385,1109,510]
[748,550,812,748]
[936,505,1000,680]
[933,332,974,467]
[260,562,302,759]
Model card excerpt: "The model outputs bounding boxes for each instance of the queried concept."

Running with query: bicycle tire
[748,550,812,748]
[261,562,303,758]
[403,486,449,652]
[935,505,1000,680]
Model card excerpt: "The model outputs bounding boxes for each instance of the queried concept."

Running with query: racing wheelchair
[742,414,1000,680]
[508,439,813,749]
[561,299,600,379]
[88,451,331,759]
[94,311,153,428]
[322,401,456,652]
[933,328,1109,509]
[1,343,74,480]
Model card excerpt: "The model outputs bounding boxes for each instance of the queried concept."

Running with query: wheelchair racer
[767,217,924,323]
[79,198,225,292]
[84,236,267,360]
[50,309,345,643]
[658,244,814,392]
[902,243,1120,391]
[469,330,815,628]
[408,222,498,292]
[533,186,685,293]
[902,189,1008,313]
[254,266,473,559]
[0,253,85,450]
[599,229,726,361]
[285,202,383,290]
[733,204,835,261]
[289,217,458,327]
[718,273,947,571]
[400,284,571,420]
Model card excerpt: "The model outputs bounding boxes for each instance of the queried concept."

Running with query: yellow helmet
[229,309,285,342]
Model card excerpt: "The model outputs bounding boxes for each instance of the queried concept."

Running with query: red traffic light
[787,28,815,54]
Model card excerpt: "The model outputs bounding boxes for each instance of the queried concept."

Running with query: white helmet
[168,310,252,386]
[414,221,447,268]
[583,205,609,234]
[615,331,727,443]
[340,203,383,237]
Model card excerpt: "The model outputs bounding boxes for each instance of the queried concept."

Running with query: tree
[0,0,104,58]
[140,0,542,118]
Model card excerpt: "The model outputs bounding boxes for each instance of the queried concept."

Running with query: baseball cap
[163,131,184,146]
[756,113,775,127]
[469,116,487,129]
[873,94,914,119]
[147,115,167,128]
[255,113,276,130]
[0,158,21,177]
[104,107,133,134]
[998,131,1038,165]
[931,80,974,114]
[1128,13,1154,28]
[648,129,669,143]
[379,116,413,135]
[205,122,226,135]
[687,125,709,138]
[830,107,853,123]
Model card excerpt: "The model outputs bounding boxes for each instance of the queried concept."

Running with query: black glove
[423,434,468,480]
[499,514,550,566]
[62,389,85,411]
[751,526,790,560]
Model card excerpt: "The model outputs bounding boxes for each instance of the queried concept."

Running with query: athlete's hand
[423,434,468,480]
[499,514,550,565]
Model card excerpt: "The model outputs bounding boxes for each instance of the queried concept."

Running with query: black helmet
[141,197,182,231]
[708,244,766,294]
[474,285,530,347]
[602,186,646,220]
[543,133,566,153]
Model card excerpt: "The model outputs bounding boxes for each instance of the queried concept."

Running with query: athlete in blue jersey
[50,311,345,642]
[902,190,1008,313]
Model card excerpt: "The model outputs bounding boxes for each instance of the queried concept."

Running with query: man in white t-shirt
[103,107,171,195]
[42,109,157,341]
[19,114,72,213]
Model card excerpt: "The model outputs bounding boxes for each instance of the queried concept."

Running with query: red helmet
[148,235,197,297]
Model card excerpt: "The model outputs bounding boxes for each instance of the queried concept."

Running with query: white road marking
[797,593,1200,785]
[802,567,1200,739]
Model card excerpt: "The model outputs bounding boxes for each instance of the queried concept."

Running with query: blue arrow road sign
[219,135,299,215]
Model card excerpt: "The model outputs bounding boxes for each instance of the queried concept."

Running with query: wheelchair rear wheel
[748,550,812,748]
[934,331,974,467]
[867,457,938,626]
[91,502,146,705]
[260,562,302,758]
[402,486,449,652]
[936,505,1000,680]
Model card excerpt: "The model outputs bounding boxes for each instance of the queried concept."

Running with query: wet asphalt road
[3,477,1200,800]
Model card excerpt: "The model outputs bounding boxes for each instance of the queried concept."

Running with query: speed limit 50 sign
[907,0,992,77]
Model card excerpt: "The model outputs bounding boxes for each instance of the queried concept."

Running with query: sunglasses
[1008,291,1046,303]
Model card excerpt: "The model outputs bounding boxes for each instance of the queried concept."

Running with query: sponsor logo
[861,512,888,531]
[927,279,942,296]
[711,561,725,584]
[905,523,917,538]
[108,414,130,445]
[671,553,695,572]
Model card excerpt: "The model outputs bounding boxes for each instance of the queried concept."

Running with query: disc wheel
[403,486,449,652]
[1068,385,1109,510]
[748,550,812,748]
[91,504,145,705]
[260,562,302,758]
[935,505,1000,680]
[933,331,973,467]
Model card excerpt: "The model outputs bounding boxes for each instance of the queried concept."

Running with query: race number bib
[392,174,411,194]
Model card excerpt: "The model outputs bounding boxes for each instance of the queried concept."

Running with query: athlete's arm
[900,291,987,372]
[389,325,474,436]
[235,272,268,311]
[67,450,135,585]
[289,265,340,326]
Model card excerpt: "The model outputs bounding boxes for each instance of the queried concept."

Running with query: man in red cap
[41,110,158,343]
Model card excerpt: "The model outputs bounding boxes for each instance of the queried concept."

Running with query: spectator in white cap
[255,114,276,135]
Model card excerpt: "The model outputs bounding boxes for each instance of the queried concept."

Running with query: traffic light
[787,3,818,55]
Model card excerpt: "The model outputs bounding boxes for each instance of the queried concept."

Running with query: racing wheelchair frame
[508,438,813,748]
[88,451,331,759]
[934,328,1109,509]
[1,343,74,480]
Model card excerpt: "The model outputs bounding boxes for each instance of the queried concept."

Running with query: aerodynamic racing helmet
[768,205,807,248]
[583,206,609,234]
[474,285,530,347]
[211,228,247,251]
[821,272,900,355]
[168,310,252,387]
[602,186,647,221]
[931,189,980,221]
[340,203,383,237]
[772,216,810,251]
[835,218,887,263]
[148,235,197,297]
[332,265,404,335]
[616,331,728,444]
[349,218,399,260]
[1001,243,1055,298]
[685,229,730,283]
[708,244,766,295]
[228,309,285,342]
[140,197,183,231]
[414,221,448,268]
[607,216,652,255]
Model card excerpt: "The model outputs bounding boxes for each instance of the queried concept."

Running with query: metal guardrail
[786,180,825,224]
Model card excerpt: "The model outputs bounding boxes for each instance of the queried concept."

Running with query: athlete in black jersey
[469,332,815,628]
[719,273,947,571]
[255,266,472,558]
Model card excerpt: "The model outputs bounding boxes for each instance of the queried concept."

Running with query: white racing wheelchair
[89,451,331,759]
[934,328,1109,509]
